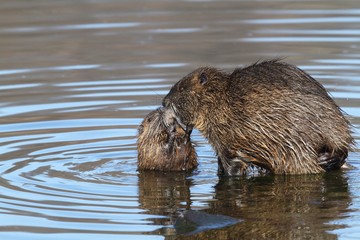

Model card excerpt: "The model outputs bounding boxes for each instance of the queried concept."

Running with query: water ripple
[240,37,360,42]
[1,22,140,33]
[0,65,101,76]
[0,118,139,133]
[148,28,201,33]
[0,101,130,117]
[244,17,360,24]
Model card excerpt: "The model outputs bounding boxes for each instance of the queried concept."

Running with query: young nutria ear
[199,72,208,85]
[138,124,144,135]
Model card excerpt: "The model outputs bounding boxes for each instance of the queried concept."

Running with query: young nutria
[162,60,354,175]
[137,107,198,171]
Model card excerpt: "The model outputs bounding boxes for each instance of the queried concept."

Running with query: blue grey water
[0,1,359,239]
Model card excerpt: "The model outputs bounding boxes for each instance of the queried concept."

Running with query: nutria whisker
[171,103,188,131]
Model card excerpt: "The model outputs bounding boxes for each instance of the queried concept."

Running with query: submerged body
[163,60,353,175]
[137,107,198,171]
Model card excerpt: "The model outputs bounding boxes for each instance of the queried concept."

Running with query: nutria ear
[199,72,207,85]
[138,124,144,135]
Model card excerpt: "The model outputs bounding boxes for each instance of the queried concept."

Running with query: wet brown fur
[163,60,354,175]
[137,107,198,171]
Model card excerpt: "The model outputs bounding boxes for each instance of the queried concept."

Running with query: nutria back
[162,60,354,175]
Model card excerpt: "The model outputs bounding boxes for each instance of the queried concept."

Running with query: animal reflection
[138,171,350,239]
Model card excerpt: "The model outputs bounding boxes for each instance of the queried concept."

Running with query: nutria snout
[137,107,198,171]
[163,60,354,175]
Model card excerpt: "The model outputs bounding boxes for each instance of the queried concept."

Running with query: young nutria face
[137,107,198,171]
[137,107,179,149]
[162,67,229,130]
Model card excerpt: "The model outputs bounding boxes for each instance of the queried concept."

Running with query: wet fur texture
[163,60,354,175]
[137,107,198,171]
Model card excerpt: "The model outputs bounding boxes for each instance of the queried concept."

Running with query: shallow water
[1,0,360,239]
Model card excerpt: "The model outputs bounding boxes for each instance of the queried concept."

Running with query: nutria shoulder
[162,60,354,175]
[137,107,198,171]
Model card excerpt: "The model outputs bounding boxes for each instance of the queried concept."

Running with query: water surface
[1,1,360,239]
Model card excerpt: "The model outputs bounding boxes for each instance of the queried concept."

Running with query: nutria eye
[199,73,207,85]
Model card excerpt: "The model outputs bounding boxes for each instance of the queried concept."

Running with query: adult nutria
[137,107,198,171]
[162,60,354,175]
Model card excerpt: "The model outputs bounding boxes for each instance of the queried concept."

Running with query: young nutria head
[137,107,198,171]
[162,67,230,132]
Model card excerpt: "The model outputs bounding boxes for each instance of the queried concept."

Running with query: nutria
[162,60,354,175]
[137,107,198,171]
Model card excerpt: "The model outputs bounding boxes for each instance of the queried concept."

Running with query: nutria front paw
[218,157,249,176]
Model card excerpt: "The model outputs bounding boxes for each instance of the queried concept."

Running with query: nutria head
[162,67,230,132]
[137,107,198,171]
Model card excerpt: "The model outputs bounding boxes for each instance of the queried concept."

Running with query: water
[1,0,360,239]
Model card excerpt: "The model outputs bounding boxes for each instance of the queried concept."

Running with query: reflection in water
[138,171,195,236]
[209,173,350,239]
[173,210,240,236]
[138,171,351,239]
[138,171,240,236]
[138,171,193,217]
